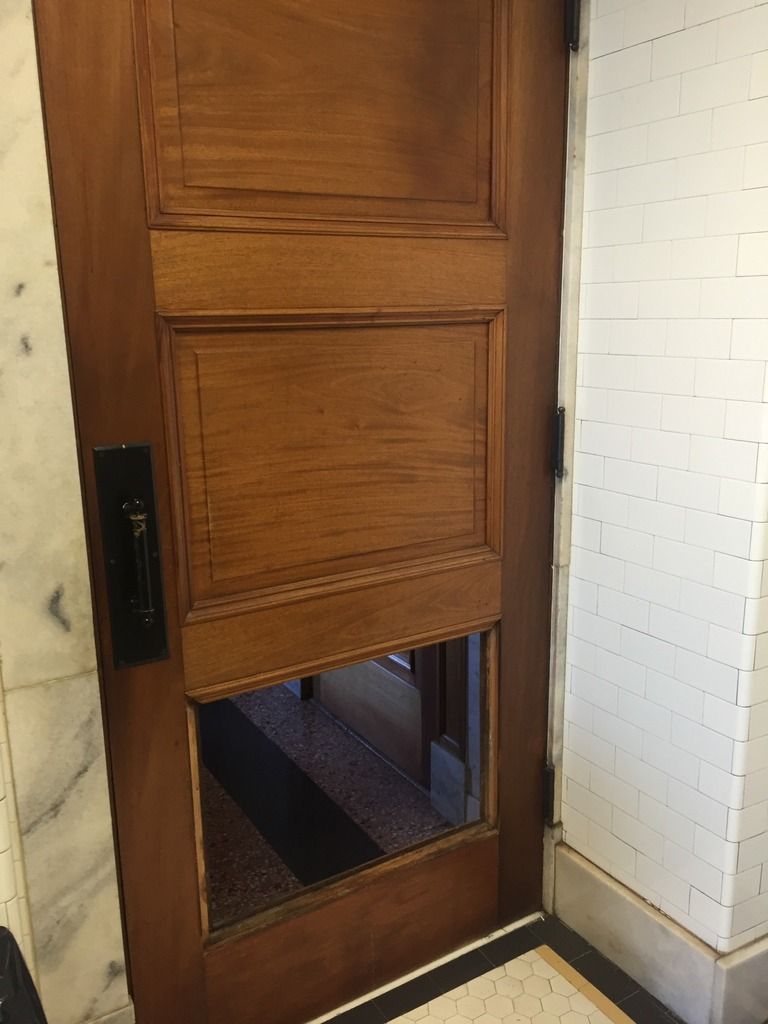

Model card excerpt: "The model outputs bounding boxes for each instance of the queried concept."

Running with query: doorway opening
[195,634,486,931]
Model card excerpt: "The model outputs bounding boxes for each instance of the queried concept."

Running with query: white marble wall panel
[0,675,35,967]
[0,2,132,1022]
[5,676,130,1024]
[1,0,96,691]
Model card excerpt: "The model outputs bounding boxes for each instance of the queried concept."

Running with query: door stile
[497,0,569,917]
[32,1,208,1020]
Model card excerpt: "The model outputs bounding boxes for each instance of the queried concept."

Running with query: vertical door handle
[122,498,156,627]
[94,444,169,668]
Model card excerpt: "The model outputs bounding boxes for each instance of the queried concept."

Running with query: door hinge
[553,406,566,480]
[543,762,556,826]
[565,0,581,51]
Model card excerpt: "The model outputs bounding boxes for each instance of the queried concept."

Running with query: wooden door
[33,2,568,1022]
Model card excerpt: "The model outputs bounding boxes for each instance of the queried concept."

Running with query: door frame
[32,0,569,1019]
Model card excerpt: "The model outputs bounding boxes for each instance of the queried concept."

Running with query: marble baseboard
[713,932,768,1024]
[554,844,768,1024]
[5,674,129,1024]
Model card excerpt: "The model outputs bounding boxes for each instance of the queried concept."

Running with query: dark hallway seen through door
[197,635,484,930]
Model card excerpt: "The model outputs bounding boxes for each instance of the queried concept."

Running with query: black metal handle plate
[94,444,169,668]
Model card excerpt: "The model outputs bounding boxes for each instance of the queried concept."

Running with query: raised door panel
[134,0,507,232]
[203,831,499,1024]
[166,315,503,610]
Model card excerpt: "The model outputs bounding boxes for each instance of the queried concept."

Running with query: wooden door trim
[496,0,568,915]
[180,551,501,626]
[32,2,208,1021]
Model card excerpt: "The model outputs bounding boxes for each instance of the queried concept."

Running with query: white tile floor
[390,948,620,1024]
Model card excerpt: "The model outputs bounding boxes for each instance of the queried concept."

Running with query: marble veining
[6,675,130,1024]
[1,2,132,1022]
[46,586,73,634]
[0,0,97,692]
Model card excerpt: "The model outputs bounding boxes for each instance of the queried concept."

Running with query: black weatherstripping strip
[198,699,384,885]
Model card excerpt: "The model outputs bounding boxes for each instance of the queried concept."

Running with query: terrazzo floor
[200,767,300,924]
[234,686,448,850]
[200,685,450,928]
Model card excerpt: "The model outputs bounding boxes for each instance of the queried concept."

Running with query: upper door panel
[134,0,507,233]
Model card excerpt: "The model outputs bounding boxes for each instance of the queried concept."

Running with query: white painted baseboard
[554,845,768,1024]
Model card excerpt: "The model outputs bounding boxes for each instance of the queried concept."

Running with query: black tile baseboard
[617,989,683,1024]
[529,914,591,962]
[328,1004,386,1024]
[374,948,495,1020]
[568,948,639,1003]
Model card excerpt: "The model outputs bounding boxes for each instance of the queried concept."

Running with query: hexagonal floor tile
[494,975,524,998]
[568,992,598,1016]
[512,993,542,1018]
[455,995,485,1020]
[504,960,533,981]
[484,993,515,1019]
[531,960,558,980]
[467,977,497,1000]
[522,975,551,999]
[427,996,458,1020]
[561,1012,590,1024]
[550,974,578,998]
[541,991,570,1016]
[406,1009,429,1022]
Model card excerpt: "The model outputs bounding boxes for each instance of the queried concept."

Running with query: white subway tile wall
[566,0,768,953]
